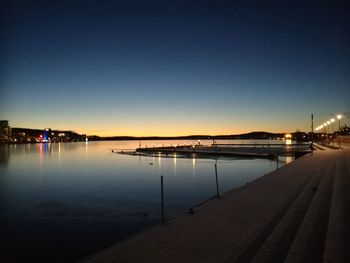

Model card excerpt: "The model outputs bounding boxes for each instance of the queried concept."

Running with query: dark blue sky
[1,0,349,135]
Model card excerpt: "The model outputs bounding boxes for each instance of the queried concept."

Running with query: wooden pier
[128,143,311,160]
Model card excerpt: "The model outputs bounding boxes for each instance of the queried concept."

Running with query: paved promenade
[83,142,350,263]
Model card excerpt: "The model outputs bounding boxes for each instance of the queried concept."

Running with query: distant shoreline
[1,137,283,145]
[93,131,287,141]
[4,127,319,144]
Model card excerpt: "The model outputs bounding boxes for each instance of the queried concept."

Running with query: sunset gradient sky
[1,0,349,136]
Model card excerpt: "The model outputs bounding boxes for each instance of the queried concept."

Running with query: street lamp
[337,114,342,131]
[330,118,335,133]
[326,121,331,143]
[330,119,335,146]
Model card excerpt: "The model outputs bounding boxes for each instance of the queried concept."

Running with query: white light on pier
[337,114,343,130]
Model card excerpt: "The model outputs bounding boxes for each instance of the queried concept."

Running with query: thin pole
[276,155,279,169]
[332,123,335,147]
[338,118,341,148]
[311,113,313,149]
[160,175,164,225]
[215,163,220,197]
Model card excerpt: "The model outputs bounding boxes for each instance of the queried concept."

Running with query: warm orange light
[285,134,292,138]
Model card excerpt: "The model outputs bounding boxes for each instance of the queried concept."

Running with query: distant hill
[10,127,309,142]
[236,131,285,139]
[99,131,286,141]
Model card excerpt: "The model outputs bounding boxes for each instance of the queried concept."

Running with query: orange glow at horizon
[76,125,299,137]
[10,115,317,137]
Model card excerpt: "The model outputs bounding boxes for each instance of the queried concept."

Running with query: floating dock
[118,143,311,160]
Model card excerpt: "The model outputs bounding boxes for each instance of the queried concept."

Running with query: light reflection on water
[0,140,291,262]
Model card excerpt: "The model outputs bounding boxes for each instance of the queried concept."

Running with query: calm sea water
[0,140,292,262]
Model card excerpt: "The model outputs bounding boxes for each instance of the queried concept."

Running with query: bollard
[276,155,279,169]
[161,175,164,225]
[215,163,220,198]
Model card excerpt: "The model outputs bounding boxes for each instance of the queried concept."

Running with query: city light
[337,114,342,130]
[315,113,345,133]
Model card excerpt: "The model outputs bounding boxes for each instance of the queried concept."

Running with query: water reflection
[285,155,293,164]
[192,157,196,177]
[158,154,162,172]
[0,140,287,263]
[173,154,177,176]
[0,144,10,167]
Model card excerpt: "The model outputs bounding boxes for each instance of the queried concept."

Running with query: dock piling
[161,175,165,225]
[215,164,220,198]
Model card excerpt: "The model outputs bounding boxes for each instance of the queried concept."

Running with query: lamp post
[337,114,342,148]
[327,121,331,139]
[327,121,331,131]
[311,113,313,149]
[337,114,342,131]
[330,118,335,133]
[323,122,328,144]
[331,119,335,146]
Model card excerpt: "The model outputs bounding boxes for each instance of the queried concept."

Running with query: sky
[1,0,349,136]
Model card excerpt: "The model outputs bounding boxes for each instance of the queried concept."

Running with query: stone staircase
[234,149,349,263]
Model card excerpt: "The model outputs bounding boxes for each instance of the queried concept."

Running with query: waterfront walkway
[83,143,350,263]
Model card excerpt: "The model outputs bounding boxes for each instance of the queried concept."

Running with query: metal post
[215,163,220,198]
[332,122,334,147]
[160,175,164,225]
[311,114,313,150]
[276,155,279,169]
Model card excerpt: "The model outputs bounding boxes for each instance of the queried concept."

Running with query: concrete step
[323,150,350,262]
[250,157,329,263]
[228,153,328,263]
[284,154,336,263]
